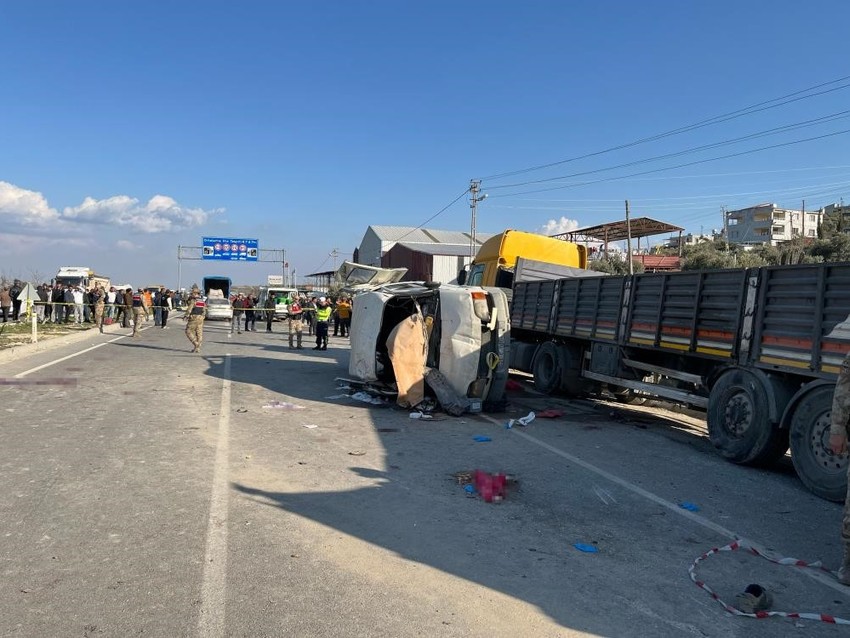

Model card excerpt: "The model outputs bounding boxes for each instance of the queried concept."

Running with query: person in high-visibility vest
[313,297,332,350]
[335,296,352,338]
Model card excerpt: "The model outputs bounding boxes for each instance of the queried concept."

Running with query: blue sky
[2,1,849,287]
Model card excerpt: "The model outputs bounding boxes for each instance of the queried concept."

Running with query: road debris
[506,411,536,429]
[262,401,305,410]
[536,409,563,418]
[573,543,599,553]
[350,391,385,405]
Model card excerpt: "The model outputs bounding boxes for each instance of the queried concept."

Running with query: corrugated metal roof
[370,225,493,245]
[395,242,478,256]
[557,217,684,243]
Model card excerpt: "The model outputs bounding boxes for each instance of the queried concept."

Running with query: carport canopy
[553,217,685,255]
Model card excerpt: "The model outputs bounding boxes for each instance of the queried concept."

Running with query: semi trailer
[509,261,850,501]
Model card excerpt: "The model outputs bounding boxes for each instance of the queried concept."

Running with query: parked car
[339,262,510,412]
[205,296,233,321]
[258,286,299,320]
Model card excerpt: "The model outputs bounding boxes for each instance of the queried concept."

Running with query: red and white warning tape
[689,539,850,625]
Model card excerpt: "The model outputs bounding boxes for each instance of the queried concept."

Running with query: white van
[260,287,299,319]
[339,262,511,411]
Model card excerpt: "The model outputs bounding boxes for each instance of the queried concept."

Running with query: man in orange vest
[335,296,352,338]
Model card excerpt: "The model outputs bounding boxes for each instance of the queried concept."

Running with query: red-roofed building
[633,255,681,272]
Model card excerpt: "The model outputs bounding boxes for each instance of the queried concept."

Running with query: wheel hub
[810,409,849,474]
[724,392,754,438]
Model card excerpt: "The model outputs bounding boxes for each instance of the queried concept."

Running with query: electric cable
[481,75,850,181]
[391,188,471,242]
[487,110,850,191]
[490,128,850,198]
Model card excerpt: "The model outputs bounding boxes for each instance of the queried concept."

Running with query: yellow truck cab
[463,229,587,288]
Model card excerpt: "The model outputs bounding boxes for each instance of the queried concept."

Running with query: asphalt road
[1,317,849,637]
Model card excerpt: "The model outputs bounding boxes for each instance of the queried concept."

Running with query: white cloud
[63,193,221,233]
[0,181,222,235]
[538,216,580,236]
[0,181,60,227]
[116,239,141,250]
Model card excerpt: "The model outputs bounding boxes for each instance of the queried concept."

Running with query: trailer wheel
[560,344,583,397]
[532,342,562,395]
[789,385,848,502]
[707,369,785,465]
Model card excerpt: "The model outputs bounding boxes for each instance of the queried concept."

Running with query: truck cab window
[495,269,514,289]
[467,264,485,286]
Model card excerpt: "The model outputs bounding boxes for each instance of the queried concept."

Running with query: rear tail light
[471,291,491,322]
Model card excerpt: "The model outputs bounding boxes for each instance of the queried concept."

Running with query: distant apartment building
[725,203,821,246]
[663,232,717,250]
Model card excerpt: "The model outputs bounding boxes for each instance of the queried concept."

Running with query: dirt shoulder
[0,318,127,365]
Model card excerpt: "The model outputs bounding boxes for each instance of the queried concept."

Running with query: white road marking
[478,413,850,596]
[14,334,129,377]
[197,354,232,637]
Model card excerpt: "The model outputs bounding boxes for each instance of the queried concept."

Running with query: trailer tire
[532,342,563,395]
[707,369,784,465]
[789,385,848,502]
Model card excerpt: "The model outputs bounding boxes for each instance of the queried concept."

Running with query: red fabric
[537,409,564,418]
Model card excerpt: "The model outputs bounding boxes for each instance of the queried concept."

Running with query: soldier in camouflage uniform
[829,353,850,585]
[93,285,106,333]
[183,289,206,353]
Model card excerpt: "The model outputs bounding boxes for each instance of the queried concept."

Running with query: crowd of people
[0,281,184,331]
[3,280,355,357]
[228,291,352,350]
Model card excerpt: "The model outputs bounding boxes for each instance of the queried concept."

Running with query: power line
[392,188,470,242]
[481,74,850,182]
[489,178,850,207]
[490,128,850,198]
[576,164,850,184]
[487,109,850,191]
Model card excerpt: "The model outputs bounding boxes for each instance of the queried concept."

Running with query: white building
[356,225,494,266]
[726,203,821,246]
[663,232,717,250]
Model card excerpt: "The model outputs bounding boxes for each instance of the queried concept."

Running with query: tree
[810,233,850,262]
[681,240,736,270]
[588,256,645,275]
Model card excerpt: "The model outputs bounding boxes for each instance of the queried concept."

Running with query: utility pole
[625,200,633,275]
[469,179,482,259]
[722,206,728,253]
[801,199,806,241]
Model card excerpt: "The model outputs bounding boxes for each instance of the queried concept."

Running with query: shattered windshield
[344,266,384,285]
